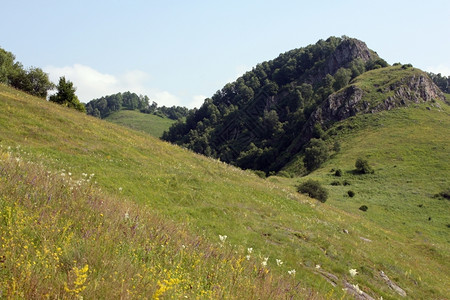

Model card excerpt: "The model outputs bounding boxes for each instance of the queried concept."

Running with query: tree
[333,68,352,91]
[304,138,329,171]
[10,67,54,98]
[0,48,16,83]
[49,76,85,112]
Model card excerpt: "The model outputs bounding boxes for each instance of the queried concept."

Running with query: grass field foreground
[1,83,449,299]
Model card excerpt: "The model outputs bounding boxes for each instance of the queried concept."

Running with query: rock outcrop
[308,38,378,83]
[288,71,445,155]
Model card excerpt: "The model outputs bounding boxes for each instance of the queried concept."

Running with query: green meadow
[0,83,449,299]
[104,109,176,138]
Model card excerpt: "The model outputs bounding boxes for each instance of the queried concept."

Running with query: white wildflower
[68,172,72,176]
[276,259,283,266]
[352,284,363,294]
[288,269,296,275]
[247,247,253,254]
[124,212,129,220]
[349,268,358,277]
[82,173,87,177]
[315,264,321,269]
[119,187,123,191]
[246,255,251,260]
[261,257,269,267]
[219,235,227,243]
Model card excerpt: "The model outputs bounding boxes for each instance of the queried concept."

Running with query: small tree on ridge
[49,76,85,112]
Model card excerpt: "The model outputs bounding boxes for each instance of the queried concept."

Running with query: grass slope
[104,109,175,138]
[1,83,449,299]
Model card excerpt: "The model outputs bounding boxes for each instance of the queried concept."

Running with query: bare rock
[380,270,407,297]
[343,281,376,300]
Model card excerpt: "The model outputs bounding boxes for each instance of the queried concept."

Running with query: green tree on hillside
[10,67,54,98]
[0,48,16,83]
[304,138,329,171]
[49,77,85,112]
[1,47,53,98]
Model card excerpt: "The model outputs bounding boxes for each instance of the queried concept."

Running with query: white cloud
[44,64,182,107]
[425,65,450,76]
[190,95,207,109]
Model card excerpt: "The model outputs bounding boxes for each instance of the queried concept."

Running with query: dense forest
[85,92,191,120]
[162,36,389,173]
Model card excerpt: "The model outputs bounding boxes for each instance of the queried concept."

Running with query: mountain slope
[1,79,449,299]
[104,109,175,137]
[163,36,388,172]
[286,65,445,158]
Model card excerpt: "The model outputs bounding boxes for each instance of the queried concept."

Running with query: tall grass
[0,151,310,299]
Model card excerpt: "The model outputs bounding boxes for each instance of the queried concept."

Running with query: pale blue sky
[1,0,449,107]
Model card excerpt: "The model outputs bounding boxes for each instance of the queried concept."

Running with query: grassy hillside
[104,109,175,137]
[1,83,449,299]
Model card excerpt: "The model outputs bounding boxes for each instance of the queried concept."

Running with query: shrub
[359,205,368,212]
[253,170,266,178]
[438,189,450,200]
[333,141,341,152]
[298,180,328,203]
[334,169,343,177]
[330,181,341,186]
[355,158,374,174]
[343,180,351,186]
[277,171,292,178]
[347,190,355,197]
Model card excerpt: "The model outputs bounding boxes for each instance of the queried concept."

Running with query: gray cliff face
[375,74,446,111]
[268,38,377,111]
[307,39,377,84]
[288,72,445,155]
[323,39,375,76]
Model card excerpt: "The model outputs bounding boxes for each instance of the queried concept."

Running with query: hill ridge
[286,66,446,156]
[163,36,445,175]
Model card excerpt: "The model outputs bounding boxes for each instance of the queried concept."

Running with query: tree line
[85,92,191,120]
[1,46,85,112]
[1,46,191,117]
[0,47,53,98]
[427,72,450,93]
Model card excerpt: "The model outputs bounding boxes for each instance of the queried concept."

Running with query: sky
[1,0,449,108]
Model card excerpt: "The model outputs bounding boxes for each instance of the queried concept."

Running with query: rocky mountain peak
[326,38,375,73]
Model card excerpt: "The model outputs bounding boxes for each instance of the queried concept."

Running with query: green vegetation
[86,91,191,120]
[428,72,450,93]
[1,76,449,298]
[297,180,328,203]
[359,205,368,212]
[49,76,85,112]
[355,157,374,174]
[0,46,53,98]
[163,37,386,173]
[304,139,329,172]
[0,150,304,299]
[104,110,176,138]
[351,65,424,108]
[85,91,150,118]
[1,35,449,299]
